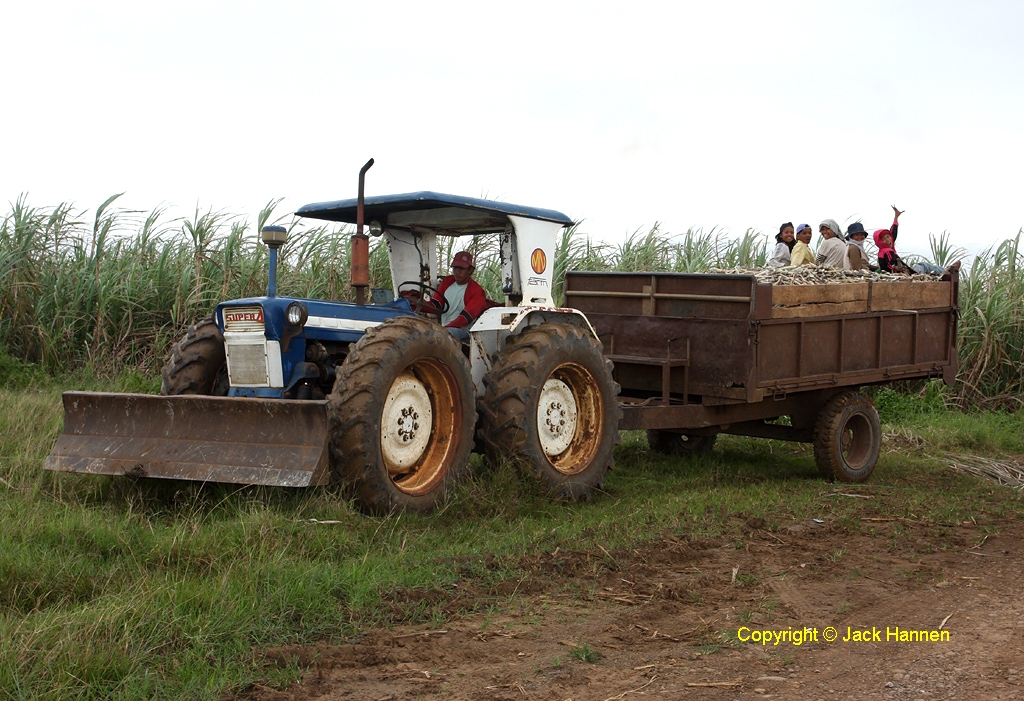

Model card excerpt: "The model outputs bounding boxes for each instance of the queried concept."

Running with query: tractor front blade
[45,392,331,487]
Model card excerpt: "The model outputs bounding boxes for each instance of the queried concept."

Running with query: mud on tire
[328,315,477,515]
[160,314,229,396]
[479,323,621,501]
[646,430,717,456]
[812,391,881,482]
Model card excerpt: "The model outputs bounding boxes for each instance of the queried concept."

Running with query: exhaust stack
[351,158,374,305]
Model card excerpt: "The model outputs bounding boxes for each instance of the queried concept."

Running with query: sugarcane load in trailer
[46,161,960,511]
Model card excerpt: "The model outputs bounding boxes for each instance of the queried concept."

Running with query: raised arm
[890,205,904,240]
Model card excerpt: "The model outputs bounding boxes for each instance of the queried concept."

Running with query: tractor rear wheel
[328,315,476,514]
[160,315,229,396]
[479,323,621,501]
[812,391,881,482]
[646,430,717,456]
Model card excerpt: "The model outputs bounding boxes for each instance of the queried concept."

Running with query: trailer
[564,269,959,481]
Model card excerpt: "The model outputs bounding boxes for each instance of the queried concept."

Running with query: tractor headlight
[286,302,308,327]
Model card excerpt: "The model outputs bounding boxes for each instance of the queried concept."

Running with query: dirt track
[232,516,1024,701]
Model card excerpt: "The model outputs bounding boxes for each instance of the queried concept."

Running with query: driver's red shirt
[431,276,488,328]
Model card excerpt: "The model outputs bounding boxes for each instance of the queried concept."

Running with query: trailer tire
[328,316,476,515]
[479,323,621,501]
[646,430,717,456]
[812,391,881,482]
[160,314,229,396]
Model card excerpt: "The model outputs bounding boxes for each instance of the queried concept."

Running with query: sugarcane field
[6,4,1024,699]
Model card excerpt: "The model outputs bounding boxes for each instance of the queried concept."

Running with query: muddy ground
[232,514,1024,701]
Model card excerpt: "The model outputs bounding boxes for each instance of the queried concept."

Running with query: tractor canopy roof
[295,191,573,235]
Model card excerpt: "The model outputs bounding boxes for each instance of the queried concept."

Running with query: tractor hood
[296,191,573,235]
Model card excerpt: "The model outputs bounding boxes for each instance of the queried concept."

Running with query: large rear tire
[646,430,717,456]
[479,323,621,501]
[812,391,881,482]
[160,315,229,396]
[328,316,476,514]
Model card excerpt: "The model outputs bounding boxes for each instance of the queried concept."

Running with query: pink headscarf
[873,228,895,257]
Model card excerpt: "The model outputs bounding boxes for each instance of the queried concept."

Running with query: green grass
[1,375,1023,699]
[570,643,601,663]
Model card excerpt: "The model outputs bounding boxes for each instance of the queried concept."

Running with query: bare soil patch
[230,515,1024,700]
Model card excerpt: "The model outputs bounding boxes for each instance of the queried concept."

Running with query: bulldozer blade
[46,392,332,487]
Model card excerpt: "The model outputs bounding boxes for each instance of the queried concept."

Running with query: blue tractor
[47,161,621,514]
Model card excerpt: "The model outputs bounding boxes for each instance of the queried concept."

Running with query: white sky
[4,0,1023,259]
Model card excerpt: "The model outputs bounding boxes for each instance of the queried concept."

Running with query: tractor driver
[429,251,488,342]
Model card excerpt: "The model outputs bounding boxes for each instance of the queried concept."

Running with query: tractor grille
[225,338,270,386]
[223,306,270,386]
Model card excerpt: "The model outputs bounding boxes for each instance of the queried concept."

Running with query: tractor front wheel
[328,315,476,514]
[160,315,229,396]
[479,323,621,501]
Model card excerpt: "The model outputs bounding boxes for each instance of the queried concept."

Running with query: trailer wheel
[479,323,621,501]
[328,316,476,514]
[812,391,881,482]
[160,314,229,396]
[646,430,717,456]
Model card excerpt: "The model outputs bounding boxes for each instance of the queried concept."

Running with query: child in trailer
[815,219,847,268]
[844,222,874,271]
[790,223,815,266]
[768,222,796,267]
[874,205,946,275]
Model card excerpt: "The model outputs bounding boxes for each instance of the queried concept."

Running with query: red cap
[452,251,474,268]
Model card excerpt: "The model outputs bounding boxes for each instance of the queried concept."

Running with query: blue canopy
[296,191,573,235]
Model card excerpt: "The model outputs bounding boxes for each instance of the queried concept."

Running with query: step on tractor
[46,160,622,514]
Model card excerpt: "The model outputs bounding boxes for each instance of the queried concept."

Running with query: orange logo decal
[531,248,547,274]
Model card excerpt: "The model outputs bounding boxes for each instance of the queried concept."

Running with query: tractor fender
[509,306,597,338]
[467,306,598,398]
[469,306,597,340]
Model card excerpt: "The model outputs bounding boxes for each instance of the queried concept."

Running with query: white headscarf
[819,219,842,239]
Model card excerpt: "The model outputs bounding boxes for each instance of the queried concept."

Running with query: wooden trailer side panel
[564,270,958,416]
[565,272,763,404]
[580,313,755,401]
[756,309,955,394]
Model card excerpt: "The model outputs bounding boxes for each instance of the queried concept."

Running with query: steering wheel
[397,280,450,315]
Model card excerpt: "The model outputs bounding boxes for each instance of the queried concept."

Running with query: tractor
[47,160,621,514]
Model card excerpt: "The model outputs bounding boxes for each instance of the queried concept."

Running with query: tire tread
[328,316,476,514]
[479,323,621,501]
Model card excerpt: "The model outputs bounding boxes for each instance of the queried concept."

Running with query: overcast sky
[4,0,1023,258]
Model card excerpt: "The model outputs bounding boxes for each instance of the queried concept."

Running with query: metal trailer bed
[565,270,958,448]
